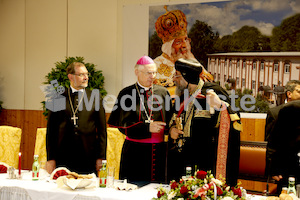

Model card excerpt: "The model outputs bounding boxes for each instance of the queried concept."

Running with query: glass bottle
[287,177,297,195]
[99,160,107,188]
[186,166,192,178]
[32,155,40,181]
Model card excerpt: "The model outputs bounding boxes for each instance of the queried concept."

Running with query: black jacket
[46,88,107,174]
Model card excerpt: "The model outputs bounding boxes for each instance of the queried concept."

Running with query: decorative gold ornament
[155,6,188,43]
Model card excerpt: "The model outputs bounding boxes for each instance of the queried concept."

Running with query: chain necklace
[68,88,85,125]
[135,83,154,123]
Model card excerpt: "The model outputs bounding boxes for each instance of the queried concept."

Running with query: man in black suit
[269,100,300,187]
[46,62,107,174]
[265,80,300,193]
[265,80,300,141]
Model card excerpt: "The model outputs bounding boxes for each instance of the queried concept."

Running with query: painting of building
[207,52,300,102]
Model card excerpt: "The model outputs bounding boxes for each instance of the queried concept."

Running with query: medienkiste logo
[41,80,66,112]
[41,79,257,113]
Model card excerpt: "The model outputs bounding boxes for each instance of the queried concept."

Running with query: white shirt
[70,86,84,93]
[137,81,151,91]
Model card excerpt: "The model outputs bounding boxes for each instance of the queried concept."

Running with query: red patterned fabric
[216,103,230,180]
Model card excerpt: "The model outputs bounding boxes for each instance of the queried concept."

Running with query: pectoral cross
[145,119,154,123]
[71,114,78,125]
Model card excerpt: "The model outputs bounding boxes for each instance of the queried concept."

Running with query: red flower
[180,185,189,196]
[170,181,178,189]
[196,170,207,179]
[216,186,223,195]
[232,187,242,197]
[157,190,165,198]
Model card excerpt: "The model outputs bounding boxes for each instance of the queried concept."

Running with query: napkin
[56,174,97,190]
[114,179,138,191]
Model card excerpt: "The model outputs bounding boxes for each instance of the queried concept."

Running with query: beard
[174,79,188,96]
[171,42,195,62]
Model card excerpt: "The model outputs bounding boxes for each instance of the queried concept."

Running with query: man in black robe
[108,56,172,184]
[168,58,241,186]
[46,62,107,174]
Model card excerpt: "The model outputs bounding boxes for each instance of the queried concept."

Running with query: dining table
[0,170,274,200]
[0,170,163,200]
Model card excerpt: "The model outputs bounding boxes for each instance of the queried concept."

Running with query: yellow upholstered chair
[106,127,125,180]
[0,126,22,169]
[35,127,126,179]
[34,128,47,165]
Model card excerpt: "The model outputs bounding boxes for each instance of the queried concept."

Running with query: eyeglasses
[141,71,157,76]
[72,73,90,78]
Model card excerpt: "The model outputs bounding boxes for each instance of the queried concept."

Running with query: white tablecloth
[0,171,161,200]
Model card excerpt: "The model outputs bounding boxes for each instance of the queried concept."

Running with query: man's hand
[149,121,166,133]
[272,175,283,181]
[96,159,103,172]
[169,126,184,140]
[206,89,222,110]
[46,160,56,174]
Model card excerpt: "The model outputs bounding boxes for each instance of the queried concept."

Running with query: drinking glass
[107,167,115,188]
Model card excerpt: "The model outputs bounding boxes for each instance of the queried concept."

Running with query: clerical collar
[136,81,151,91]
[70,86,84,93]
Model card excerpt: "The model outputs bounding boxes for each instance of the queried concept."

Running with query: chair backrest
[106,127,126,180]
[36,127,125,179]
[0,126,22,169]
[239,141,267,181]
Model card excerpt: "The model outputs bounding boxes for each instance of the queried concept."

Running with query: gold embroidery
[169,113,177,127]
[233,121,242,131]
[194,109,211,118]
[155,8,187,43]
[215,111,221,128]
[183,80,204,137]
[230,113,240,121]
[157,63,173,77]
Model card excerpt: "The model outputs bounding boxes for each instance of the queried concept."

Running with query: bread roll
[279,194,293,200]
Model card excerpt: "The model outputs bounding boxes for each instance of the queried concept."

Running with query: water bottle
[186,166,192,178]
[32,155,40,181]
[287,177,296,195]
[99,160,107,188]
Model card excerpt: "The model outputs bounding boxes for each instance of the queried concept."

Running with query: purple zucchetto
[136,56,155,65]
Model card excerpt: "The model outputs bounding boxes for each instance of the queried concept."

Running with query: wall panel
[0,0,25,109]
[0,109,47,169]
[68,0,118,96]
[25,0,67,110]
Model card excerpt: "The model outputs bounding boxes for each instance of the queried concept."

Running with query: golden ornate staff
[175,116,183,149]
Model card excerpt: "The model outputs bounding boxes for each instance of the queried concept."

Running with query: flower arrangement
[153,170,246,200]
